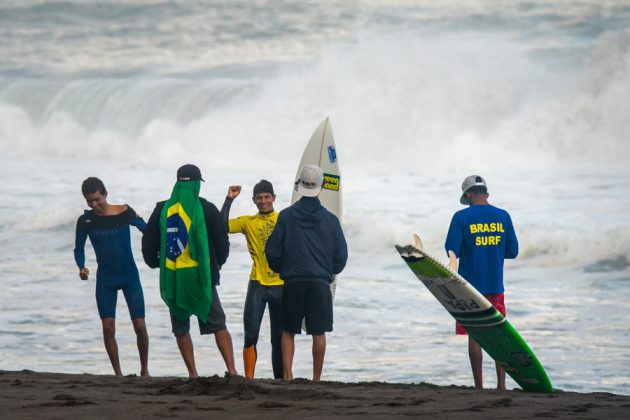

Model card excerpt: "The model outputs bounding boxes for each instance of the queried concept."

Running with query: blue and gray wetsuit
[74,206,147,319]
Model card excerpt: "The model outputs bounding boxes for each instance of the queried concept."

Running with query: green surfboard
[395,235,553,393]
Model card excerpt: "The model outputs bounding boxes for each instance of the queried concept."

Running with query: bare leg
[214,329,238,374]
[468,337,483,389]
[132,318,150,377]
[176,333,198,379]
[312,334,326,381]
[495,362,506,391]
[281,331,295,380]
[101,317,122,376]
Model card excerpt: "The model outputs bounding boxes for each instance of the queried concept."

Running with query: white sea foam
[2,28,629,175]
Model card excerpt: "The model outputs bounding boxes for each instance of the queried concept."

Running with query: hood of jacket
[293,197,326,228]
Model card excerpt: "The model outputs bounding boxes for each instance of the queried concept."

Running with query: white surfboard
[291,117,342,218]
[291,117,342,300]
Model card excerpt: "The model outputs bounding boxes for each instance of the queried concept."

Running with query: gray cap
[460,175,487,205]
[297,164,324,197]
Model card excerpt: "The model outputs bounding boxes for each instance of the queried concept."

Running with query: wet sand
[1,370,629,419]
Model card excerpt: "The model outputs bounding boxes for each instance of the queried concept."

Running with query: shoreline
[2,370,629,419]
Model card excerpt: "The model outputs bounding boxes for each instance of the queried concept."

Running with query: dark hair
[253,179,274,197]
[82,177,107,196]
[467,186,488,195]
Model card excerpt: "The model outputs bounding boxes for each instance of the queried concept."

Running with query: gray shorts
[170,286,227,337]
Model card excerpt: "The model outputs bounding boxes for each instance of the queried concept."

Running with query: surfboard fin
[447,250,457,271]
[413,234,424,250]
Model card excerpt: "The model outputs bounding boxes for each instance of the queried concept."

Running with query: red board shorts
[456,293,506,335]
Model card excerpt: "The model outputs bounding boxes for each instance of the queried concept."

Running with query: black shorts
[282,281,332,335]
[170,286,227,337]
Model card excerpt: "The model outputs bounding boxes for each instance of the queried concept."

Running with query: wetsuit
[74,206,147,320]
[221,196,283,379]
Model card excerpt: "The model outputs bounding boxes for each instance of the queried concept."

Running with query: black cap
[177,164,204,182]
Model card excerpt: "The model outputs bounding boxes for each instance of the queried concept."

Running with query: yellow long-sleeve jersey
[228,211,283,286]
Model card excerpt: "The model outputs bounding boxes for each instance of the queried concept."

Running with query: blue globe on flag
[166,213,188,263]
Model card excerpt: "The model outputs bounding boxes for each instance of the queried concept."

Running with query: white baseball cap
[460,175,488,204]
[297,164,324,197]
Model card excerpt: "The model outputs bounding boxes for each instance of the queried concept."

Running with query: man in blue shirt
[445,175,518,390]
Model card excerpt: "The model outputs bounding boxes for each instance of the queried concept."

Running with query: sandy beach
[1,370,628,419]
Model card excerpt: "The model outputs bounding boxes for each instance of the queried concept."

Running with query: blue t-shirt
[445,204,518,294]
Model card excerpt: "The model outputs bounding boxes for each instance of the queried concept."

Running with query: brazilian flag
[159,180,212,322]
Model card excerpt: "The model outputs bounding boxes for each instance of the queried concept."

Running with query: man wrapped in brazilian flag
[142,164,238,378]
[159,177,212,322]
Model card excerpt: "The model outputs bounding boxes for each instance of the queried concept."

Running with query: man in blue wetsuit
[74,177,150,377]
[445,175,518,391]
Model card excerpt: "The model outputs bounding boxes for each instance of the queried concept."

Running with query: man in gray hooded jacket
[265,164,348,381]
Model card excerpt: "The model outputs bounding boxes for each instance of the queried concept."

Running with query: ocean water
[1,0,629,395]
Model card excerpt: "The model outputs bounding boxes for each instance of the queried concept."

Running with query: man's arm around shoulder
[127,206,148,233]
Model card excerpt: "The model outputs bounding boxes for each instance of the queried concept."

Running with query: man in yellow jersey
[220,180,283,379]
